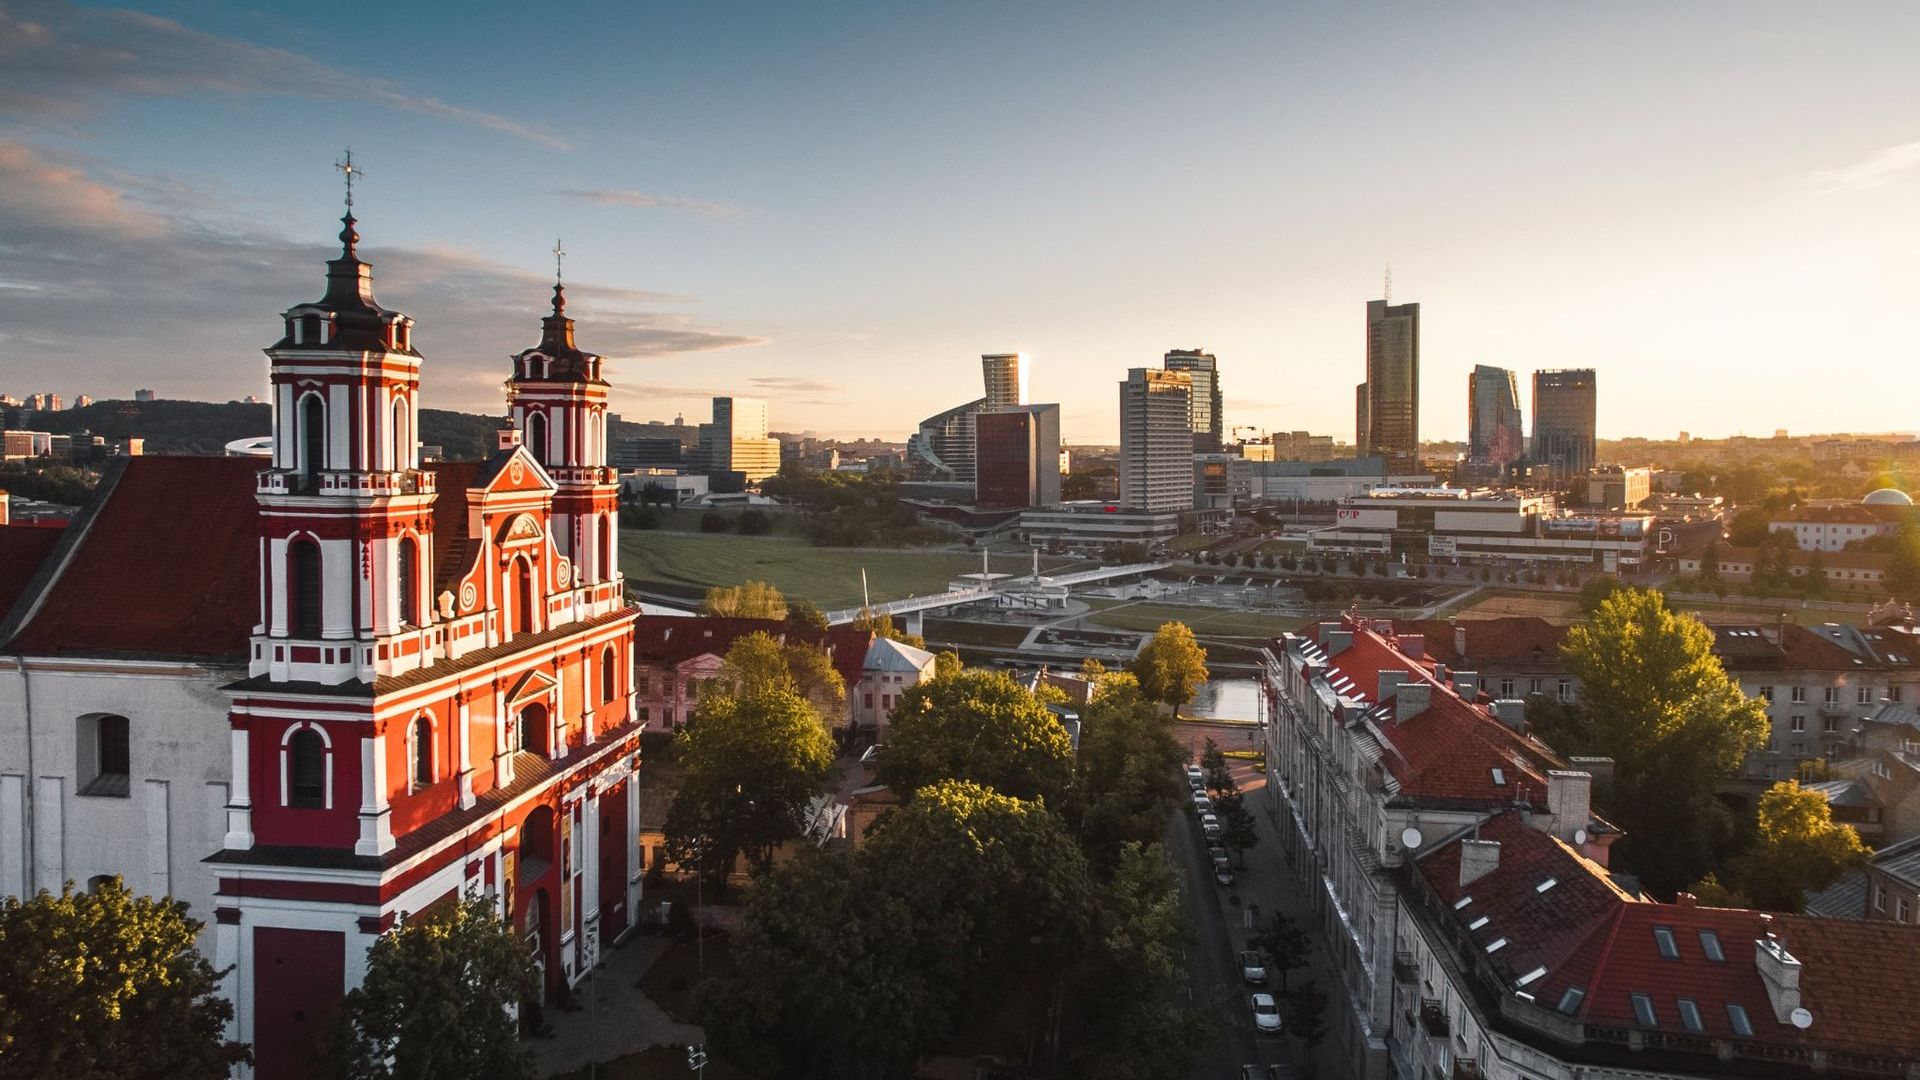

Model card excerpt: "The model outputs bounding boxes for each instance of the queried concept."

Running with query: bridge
[824,561,1172,629]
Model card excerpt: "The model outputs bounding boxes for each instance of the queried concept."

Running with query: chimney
[497,427,523,450]
[1754,931,1805,1023]
[1675,893,1698,907]
[1396,682,1432,723]
[1569,755,1616,789]
[1452,670,1480,698]
[1459,838,1501,887]
[1546,770,1592,841]
[1378,670,1409,702]
[1454,622,1469,666]
[1326,629,1354,655]
[1372,618,1395,636]
[1492,699,1527,733]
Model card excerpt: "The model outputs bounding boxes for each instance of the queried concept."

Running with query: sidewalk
[530,934,705,1078]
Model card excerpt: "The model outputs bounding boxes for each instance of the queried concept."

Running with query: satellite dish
[1790,1008,1813,1030]
[1400,827,1424,850]
[1574,828,1589,845]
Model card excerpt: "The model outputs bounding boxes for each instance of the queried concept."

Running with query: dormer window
[299,313,321,344]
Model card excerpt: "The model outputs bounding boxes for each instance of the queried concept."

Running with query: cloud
[561,188,744,218]
[749,376,840,394]
[0,0,569,148]
[1811,140,1920,194]
[0,141,764,411]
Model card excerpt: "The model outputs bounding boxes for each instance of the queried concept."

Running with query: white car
[1192,792,1212,813]
[1251,992,1283,1032]
[1203,820,1223,841]
[1238,950,1268,985]
[1185,764,1204,783]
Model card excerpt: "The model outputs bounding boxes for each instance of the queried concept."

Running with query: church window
[511,557,535,636]
[412,716,433,788]
[600,514,614,582]
[77,713,131,798]
[396,536,419,627]
[289,728,326,809]
[526,411,548,463]
[392,396,411,470]
[299,393,326,478]
[520,703,551,757]
[290,539,323,637]
[602,646,617,704]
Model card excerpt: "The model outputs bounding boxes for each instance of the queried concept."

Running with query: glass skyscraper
[1361,299,1419,473]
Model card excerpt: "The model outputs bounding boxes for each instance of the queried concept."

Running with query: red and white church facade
[0,204,641,1080]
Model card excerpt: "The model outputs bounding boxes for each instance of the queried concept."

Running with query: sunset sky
[2,0,1916,443]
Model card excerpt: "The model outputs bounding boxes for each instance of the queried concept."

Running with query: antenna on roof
[1384,261,1392,304]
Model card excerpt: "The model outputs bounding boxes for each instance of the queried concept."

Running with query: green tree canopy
[1888,522,1920,603]
[712,631,846,727]
[333,894,537,1080]
[1068,679,1187,868]
[1733,780,1870,911]
[1132,622,1209,718]
[1557,587,1770,894]
[699,580,788,620]
[1066,842,1206,1079]
[664,685,837,884]
[0,878,247,1079]
[876,669,1074,803]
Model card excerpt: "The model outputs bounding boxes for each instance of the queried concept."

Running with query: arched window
[396,536,419,627]
[392,396,411,471]
[525,411,547,464]
[299,393,326,479]
[289,539,322,638]
[511,557,535,636]
[601,646,617,704]
[599,514,614,583]
[519,703,550,757]
[412,716,433,788]
[87,874,118,894]
[77,713,131,798]
[289,728,326,808]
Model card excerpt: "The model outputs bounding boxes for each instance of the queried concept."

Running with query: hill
[13,400,508,460]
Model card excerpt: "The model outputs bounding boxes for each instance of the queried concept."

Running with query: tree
[736,508,773,535]
[1732,780,1870,912]
[1199,736,1232,795]
[699,510,733,533]
[1069,680,1187,866]
[700,579,788,620]
[1558,587,1770,894]
[1068,843,1207,1079]
[0,879,247,1079]
[1888,523,1920,603]
[1684,872,1754,909]
[1699,541,1722,584]
[712,632,846,729]
[1802,549,1827,596]
[876,669,1074,803]
[1217,793,1260,869]
[784,598,830,631]
[852,609,926,649]
[1287,979,1331,1077]
[1577,575,1626,616]
[333,894,537,1080]
[1250,910,1310,990]
[1132,622,1209,720]
[663,686,836,885]
[933,649,963,679]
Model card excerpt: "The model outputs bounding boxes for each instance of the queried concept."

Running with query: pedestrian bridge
[824,561,1171,626]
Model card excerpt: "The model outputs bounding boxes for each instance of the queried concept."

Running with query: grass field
[1081,598,1315,637]
[1444,587,1874,628]
[620,531,1069,610]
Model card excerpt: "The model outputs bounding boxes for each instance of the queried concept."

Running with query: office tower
[1163,348,1223,453]
[703,395,782,481]
[133,388,157,402]
[1355,383,1370,453]
[975,404,1062,508]
[1119,368,1193,513]
[1531,369,1597,483]
[982,353,1030,411]
[1361,299,1420,472]
[1467,365,1525,473]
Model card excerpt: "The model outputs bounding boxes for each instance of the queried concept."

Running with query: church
[0,201,643,1079]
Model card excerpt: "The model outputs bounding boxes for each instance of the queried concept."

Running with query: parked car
[1191,791,1212,813]
[1214,865,1236,887]
[1238,950,1268,985]
[1251,992,1283,1032]
[1185,763,1204,783]
[1203,820,1223,841]
[1208,844,1228,863]
[1199,810,1219,829]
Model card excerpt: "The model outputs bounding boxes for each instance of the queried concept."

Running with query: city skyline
[3,2,1919,443]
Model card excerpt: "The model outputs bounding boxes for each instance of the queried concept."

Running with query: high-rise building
[703,396,781,482]
[1531,369,1597,483]
[981,353,1030,411]
[1162,349,1223,453]
[1119,368,1193,514]
[1355,382,1370,453]
[1360,299,1419,472]
[1467,365,1525,474]
[975,404,1061,508]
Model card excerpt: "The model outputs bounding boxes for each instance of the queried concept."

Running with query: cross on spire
[550,238,568,315]
[553,238,565,283]
[335,148,365,214]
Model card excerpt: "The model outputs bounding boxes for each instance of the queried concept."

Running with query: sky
[1,1,1917,444]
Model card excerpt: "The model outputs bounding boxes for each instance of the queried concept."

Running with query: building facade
[1466,364,1525,476]
[702,396,781,482]
[1531,369,1597,483]
[1362,300,1420,473]
[1118,367,1193,513]
[981,352,1030,411]
[1163,348,1223,453]
[975,404,1062,508]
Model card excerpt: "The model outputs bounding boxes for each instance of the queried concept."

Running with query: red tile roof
[630,614,871,689]
[1396,617,1569,670]
[7,457,263,660]
[0,524,63,622]
[1707,622,1868,672]
[1321,623,1566,806]
[1417,810,1920,1062]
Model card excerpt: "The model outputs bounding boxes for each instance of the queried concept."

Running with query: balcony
[1452,1063,1482,1080]
[1420,999,1449,1039]
[1394,951,1418,986]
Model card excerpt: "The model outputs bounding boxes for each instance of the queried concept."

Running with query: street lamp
[686,1043,708,1076]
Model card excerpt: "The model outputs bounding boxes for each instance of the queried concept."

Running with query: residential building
[0,211,642,1079]
[1466,364,1525,477]
[1361,299,1420,472]
[1119,367,1193,514]
[1193,453,1254,512]
[628,615,870,731]
[981,352,1030,411]
[1587,464,1652,510]
[701,396,781,482]
[975,404,1062,508]
[1809,835,1920,922]
[1396,617,1575,705]
[1531,368,1598,483]
[851,636,937,733]
[1679,547,1891,594]
[908,397,984,482]
[1163,348,1223,453]
[1769,499,1910,552]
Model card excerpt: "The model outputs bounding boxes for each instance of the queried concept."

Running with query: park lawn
[1668,597,1879,627]
[922,618,1034,648]
[1082,600,1315,637]
[619,532,986,610]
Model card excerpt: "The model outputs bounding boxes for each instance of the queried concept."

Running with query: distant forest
[17,399,512,461]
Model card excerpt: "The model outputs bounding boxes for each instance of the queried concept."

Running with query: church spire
[335,149,365,258]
